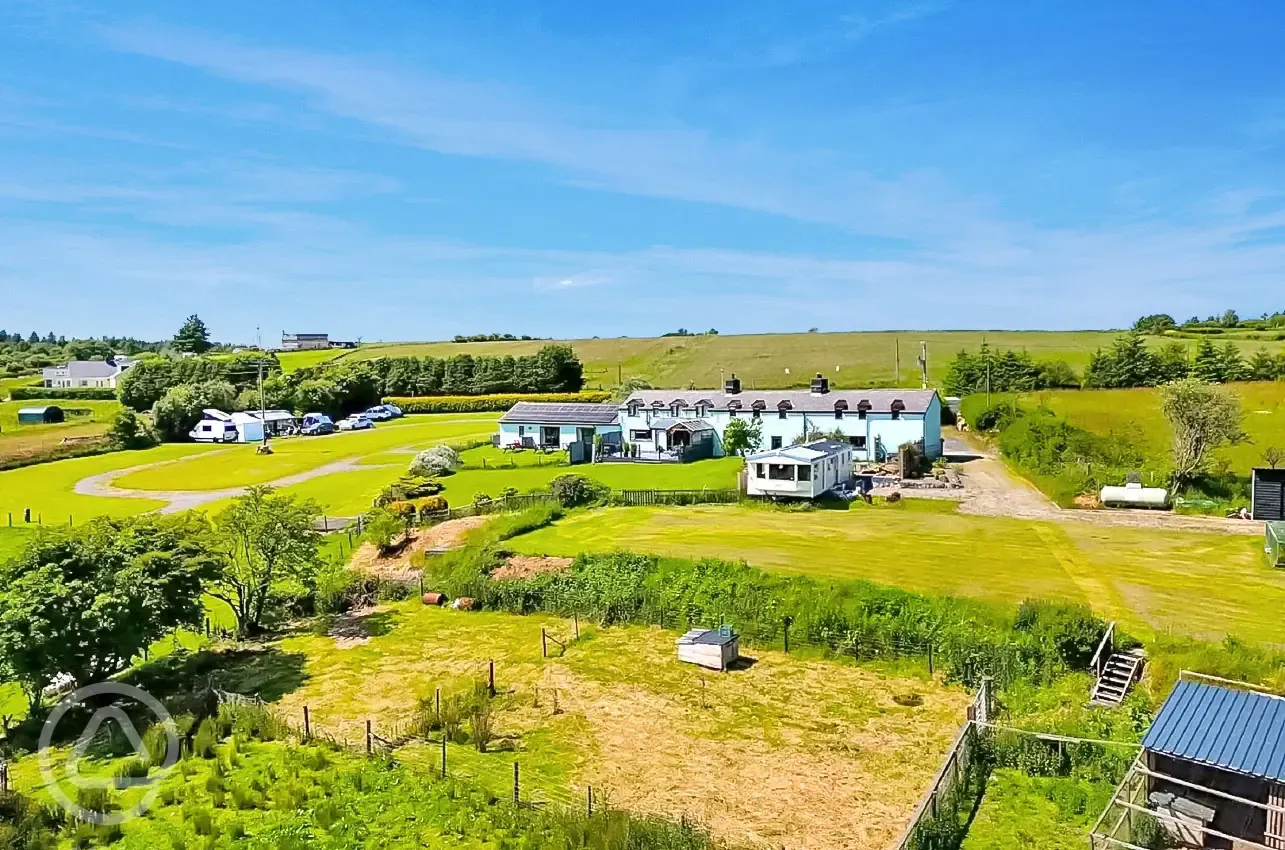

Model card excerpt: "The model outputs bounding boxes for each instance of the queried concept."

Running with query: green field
[0,443,218,523]
[0,398,123,464]
[509,504,1285,644]
[334,331,1285,390]
[275,347,350,372]
[112,414,499,492]
[0,375,40,399]
[1021,381,1285,475]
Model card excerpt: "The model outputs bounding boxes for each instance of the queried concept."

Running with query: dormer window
[834,399,848,420]
[857,399,872,420]
[891,399,905,420]
[777,400,792,420]
[627,401,642,417]
[694,403,709,417]
[671,403,683,417]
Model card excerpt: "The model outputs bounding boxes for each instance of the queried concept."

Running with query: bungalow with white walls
[497,402,622,451]
[42,356,134,389]
[619,374,942,462]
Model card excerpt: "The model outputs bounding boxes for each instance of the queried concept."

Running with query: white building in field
[42,356,134,389]
[745,440,854,499]
[619,374,942,462]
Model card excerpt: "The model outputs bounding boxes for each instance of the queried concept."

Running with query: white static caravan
[745,440,853,499]
[676,627,740,671]
[189,409,238,443]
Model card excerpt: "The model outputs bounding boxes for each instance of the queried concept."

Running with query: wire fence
[214,657,596,814]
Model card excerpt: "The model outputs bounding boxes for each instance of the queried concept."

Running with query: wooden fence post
[366,720,372,755]
[928,643,935,675]
[304,706,311,740]
[440,735,447,778]
[541,629,547,658]
[573,614,580,640]
[489,660,495,697]
[513,762,520,804]
[435,687,441,721]
[586,785,593,817]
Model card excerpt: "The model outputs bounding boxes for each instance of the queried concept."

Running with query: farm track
[950,443,1263,536]
[74,452,391,514]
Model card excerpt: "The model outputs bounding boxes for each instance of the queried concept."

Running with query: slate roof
[643,417,715,433]
[621,388,938,414]
[44,360,125,379]
[677,628,738,647]
[1143,679,1285,783]
[500,402,620,426]
[747,440,852,463]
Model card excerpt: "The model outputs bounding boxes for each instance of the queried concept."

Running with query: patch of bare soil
[492,555,573,581]
[329,607,378,649]
[347,516,492,581]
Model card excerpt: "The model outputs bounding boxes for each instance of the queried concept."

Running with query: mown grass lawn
[1020,381,1285,475]
[508,505,1285,645]
[274,347,352,372]
[0,398,122,464]
[0,443,217,522]
[435,457,743,504]
[112,414,498,492]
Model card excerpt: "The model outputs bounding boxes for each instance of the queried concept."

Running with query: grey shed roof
[677,627,738,647]
[500,402,620,426]
[1143,679,1285,783]
[47,360,124,378]
[643,417,716,433]
[622,388,938,415]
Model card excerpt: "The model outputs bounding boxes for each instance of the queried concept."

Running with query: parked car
[363,405,395,421]
[382,403,403,418]
[300,413,335,435]
[338,414,374,431]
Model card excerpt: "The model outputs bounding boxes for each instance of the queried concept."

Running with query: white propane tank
[1099,482,1169,509]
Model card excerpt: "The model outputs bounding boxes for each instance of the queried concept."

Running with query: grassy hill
[1020,381,1285,476]
[284,330,1285,389]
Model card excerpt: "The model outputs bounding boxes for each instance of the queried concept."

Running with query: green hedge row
[10,386,117,401]
[383,391,612,413]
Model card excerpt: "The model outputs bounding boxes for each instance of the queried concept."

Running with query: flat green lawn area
[1021,381,1285,475]
[0,525,33,560]
[113,414,498,491]
[962,769,1116,850]
[508,505,1285,644]
[0,443,218,522]
[0,375,41,399]
[458,443,571,470]
[436,457,743,503]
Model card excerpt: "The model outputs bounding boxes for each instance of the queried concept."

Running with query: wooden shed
[1253,468,1285,521]
[17,405,64,424]
[676,627,739,671]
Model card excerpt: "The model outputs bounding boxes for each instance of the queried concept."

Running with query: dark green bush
[548,474,610,508]
[385,391,610,414]
[9,386,116,401]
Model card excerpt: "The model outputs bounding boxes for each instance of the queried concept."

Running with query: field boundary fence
[892,679,993,850]
[610,488,743,507]
[213,661,591,814]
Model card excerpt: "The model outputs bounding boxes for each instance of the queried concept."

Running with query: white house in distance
[280,333,330,351]
[746,440,854,499]
[42,356,134,389]
[619,374,942,462]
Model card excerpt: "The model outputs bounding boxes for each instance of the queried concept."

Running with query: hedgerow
[10,386,117,400]
[385,391,611,413]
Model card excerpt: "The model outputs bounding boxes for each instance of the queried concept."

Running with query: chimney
[724,373,741,395]
[810,372,829,395]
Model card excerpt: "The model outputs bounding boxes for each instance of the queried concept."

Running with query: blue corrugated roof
[1143,679,1285,783]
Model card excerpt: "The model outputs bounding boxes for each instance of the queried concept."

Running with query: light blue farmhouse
[617,374,942,462]
[497,402,622,451]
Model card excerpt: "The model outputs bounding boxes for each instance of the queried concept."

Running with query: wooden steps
[1091,652,1144,707]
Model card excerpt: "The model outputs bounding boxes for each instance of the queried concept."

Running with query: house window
[671,403,682,417]
[518,425,525,435]
[630,429,652,442]
[849,436,867,449]
[891,410,900,420]
[798,465,812,482]
[770,436,783,449]
[752,409,761,419]
[778,409,787,420]
[858,410,867,420]
[627,403,641,417]
[835,410,843,420]
[729,409,737,417]
[695,404,708,417]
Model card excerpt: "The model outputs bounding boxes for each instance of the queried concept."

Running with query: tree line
[945,333,1285,395]
[1133,310,1285,333]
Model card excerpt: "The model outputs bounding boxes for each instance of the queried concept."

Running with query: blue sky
[2,1,1284,343]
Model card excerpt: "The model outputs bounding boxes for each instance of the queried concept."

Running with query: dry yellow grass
[261,602,966,849]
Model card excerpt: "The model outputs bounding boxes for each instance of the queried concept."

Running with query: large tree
[722,417,763,456]
[0,515,216,711]
[1160,378,1247,489]
[212,487,322,636]
[173,314,213,354]
[151,379,237,441]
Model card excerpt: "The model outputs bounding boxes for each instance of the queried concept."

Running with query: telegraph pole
[894,338,900,384]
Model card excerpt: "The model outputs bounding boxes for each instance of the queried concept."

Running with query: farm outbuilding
[17,406,64,424]
[1253,468,1285,521]
[676,627,740,671]
[1091,675,1285,849]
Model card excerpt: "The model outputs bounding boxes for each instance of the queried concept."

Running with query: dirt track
[941,435,1263,536]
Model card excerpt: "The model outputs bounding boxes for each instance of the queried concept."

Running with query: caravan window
[767,464,795,481]
[755,463,765,478]
[798,465,812,482]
